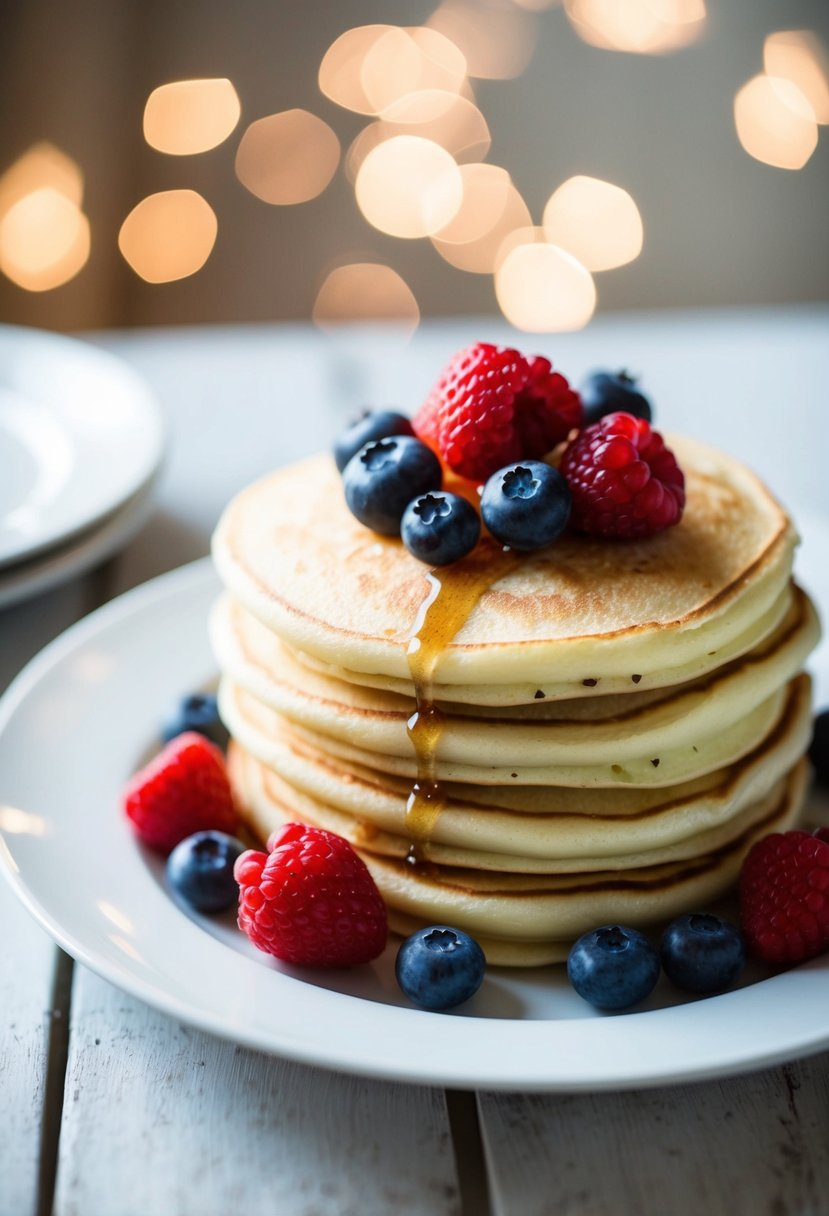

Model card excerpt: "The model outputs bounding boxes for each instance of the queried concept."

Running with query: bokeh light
[432,163,512,244]
[319,24,466,116]
[355,135,463,238]
[764,31,829,124]
[118,189,217,283]
[235,110,340,204]
[427,0,537,79]
[143,78,241,155]
[564,0,706,55]
[495,241,596,331]
[346,92,490,183]
[313,262,419,333]
[0,187,90,291]
[0,142,83,213]
[733,75,818,170]
[542,175,643,271]
[432,174,531,272]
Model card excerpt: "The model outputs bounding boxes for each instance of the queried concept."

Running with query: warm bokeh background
[1,0,827,333]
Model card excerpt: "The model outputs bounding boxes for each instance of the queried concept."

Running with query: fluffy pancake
[229,744,807,966]
[221,675,812,860]
[212,438,795,695]
[219,674,800,789]
[212,588,818,767]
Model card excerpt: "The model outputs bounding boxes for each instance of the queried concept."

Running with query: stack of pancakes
[211,436,819,965]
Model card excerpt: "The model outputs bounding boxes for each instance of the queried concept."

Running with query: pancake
[212,438,795,695]
[287,581,794,706]
[229,745,807,966]
[211,587,818,767]
[219,674,800,789]
[220,674,812,860]
[230,745,801,876]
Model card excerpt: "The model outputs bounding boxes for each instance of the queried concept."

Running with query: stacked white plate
[0,326,164,609]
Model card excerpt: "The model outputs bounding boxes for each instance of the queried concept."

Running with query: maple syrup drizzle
[404,542,520,863]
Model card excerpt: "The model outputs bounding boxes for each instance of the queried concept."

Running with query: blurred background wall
[0,0,827,333]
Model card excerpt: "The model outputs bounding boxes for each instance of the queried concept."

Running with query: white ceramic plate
[0,550,827,1093]
[0,477,158,611]
[0,326,164,569]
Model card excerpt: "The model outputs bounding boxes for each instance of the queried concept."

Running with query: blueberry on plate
[401,491,480,565]
[567,924,660,1011]
[480,461,571,552]
[396,925,486,1011]
[167,831,247,913]
[580,370,652,426]
[333,409,415,472]
[161,691,229,750]
[660,913,745,994]
[343,436,442,536]
[808,708,829,786]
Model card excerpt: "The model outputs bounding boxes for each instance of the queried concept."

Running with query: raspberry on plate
[235,823,388,967]
[740,830,829,966]
[560,411,685,539]
[413,342,582,482]
[123,731,238,854]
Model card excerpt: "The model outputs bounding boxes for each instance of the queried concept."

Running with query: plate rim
[0,324,165,568]
[1,556,828,1093]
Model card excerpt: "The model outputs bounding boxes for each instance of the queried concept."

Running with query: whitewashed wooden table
[2,309,829,1216]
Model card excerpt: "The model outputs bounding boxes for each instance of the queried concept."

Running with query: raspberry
[123,731,238,854]
[560,411,685,539]
[413,342,582,482]
[235,823,388,967]
[739,830,829,966]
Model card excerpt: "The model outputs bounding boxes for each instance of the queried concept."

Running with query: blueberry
[161,691,229,750]
[580,371,652,426]
[480,461,571,552]
[809,708,829,787]
[401,491,480,566]
[395,925,486,1011]
[567,924,660,1011]
[166,831,247,913]
[333,410,415,472]
[660,913,745,994]
[343,436,442,536]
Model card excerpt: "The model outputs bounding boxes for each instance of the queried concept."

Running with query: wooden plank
[54,968,460,1216]
[0,581,96,1216]
[479,1056,829,1216]
[0,882,62,1216]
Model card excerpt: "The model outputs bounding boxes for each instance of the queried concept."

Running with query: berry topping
[235,823,388,966]
[167,830,247,913]
[480,460,571,551]
[660,913,745,994]
[567,924,660,1010]
[808,708,829,787]
[161,690,229,750]
[560,411,685,539]
[333,409,415,472]
[401,491,480,566]
[123,732,238,855]
[395,925,486,1011]
[580,370,652,426]
[342,435,441,536]
[740,830,829,966]
[413,342,581,482]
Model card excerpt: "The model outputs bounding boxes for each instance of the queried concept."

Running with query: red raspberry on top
[413,342,582,482]
[740,830,829,966]
[560,411,685,539]
[235,823,388,967]
[123,731,238,854]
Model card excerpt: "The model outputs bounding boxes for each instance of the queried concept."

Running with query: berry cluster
[335,344,686,563]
